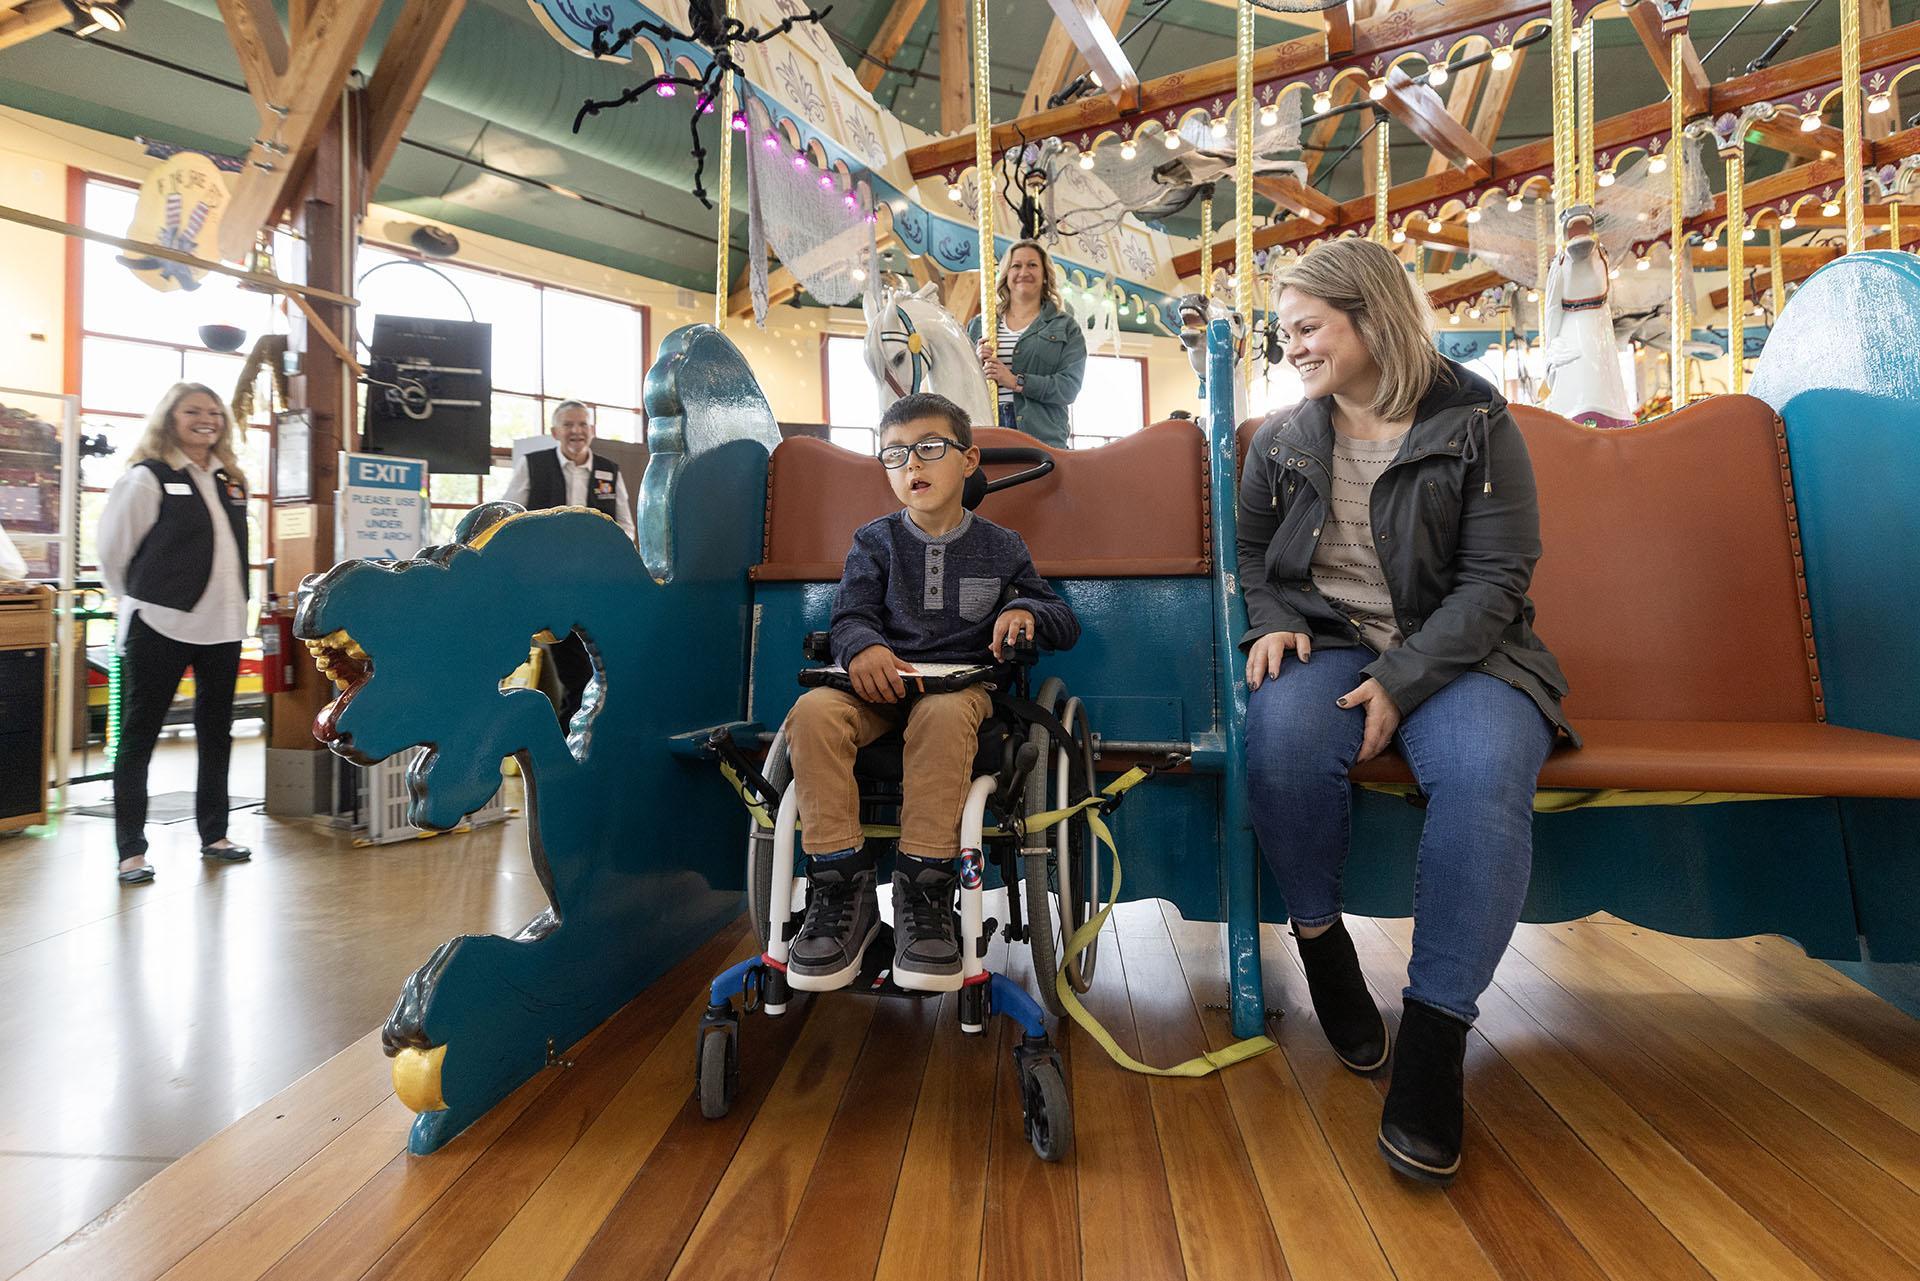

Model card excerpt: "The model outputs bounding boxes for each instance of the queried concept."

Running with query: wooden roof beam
[1042,0,1139,110]
[1024,0,1131,115]
[0,0,69,53]
[1469,43,1525,148]
[1627,2,1710,120]
[1253,174,1341,226]
[363,0,468,192]
[858,0,928,93]
[1427,269,1505,309]
[215,0,291,121]
[1427,59,1488,176]
[1382,63,1492,179]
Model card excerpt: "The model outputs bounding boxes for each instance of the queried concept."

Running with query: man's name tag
[163,482,192,495]
[593,470,612,481]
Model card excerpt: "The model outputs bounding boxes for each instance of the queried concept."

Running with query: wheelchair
[696,449,1104,1162]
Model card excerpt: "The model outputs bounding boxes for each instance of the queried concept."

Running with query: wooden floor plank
[343,923,751,1281]
[1372,919,1821,1281]
[1537,922,1920,1189]
[1483,938,1911,1281]
[1112,904,1292,1281]
[979,933,1080,1281]
[1602,925,1920,1138]
[665,995,879,1281]
[1341,920,1713,1281]
[1062,922,1187,1281]
[1511,923,1920,1273]
[154,1096,413,1281]
[563,994,818,1281]
[870,938,1007,1281]
[769,994,940,1281]
[14,1029,396,1281]
[464,926,764,1281]
[1157,913,1393,1281]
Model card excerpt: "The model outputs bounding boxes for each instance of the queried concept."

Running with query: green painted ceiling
[0,0,1910,289]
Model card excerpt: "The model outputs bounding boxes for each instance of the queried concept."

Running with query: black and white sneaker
[787,851,880,991]
[891,854,963,991]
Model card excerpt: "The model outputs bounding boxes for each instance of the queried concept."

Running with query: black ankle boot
[1294,920,1389,1074]
[1378,998,1469,1185]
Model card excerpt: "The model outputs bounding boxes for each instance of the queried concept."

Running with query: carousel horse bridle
[876,304,935,401]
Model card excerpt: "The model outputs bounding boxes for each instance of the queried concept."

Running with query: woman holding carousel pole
[1239,238,1577,1185]
[970,238,1086,447]
[98,383,254,884]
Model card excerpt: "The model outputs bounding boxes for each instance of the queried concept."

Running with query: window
[822,333,880,456]
[1067,354,1147,450]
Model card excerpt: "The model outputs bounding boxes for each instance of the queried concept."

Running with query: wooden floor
[12,873,1920,1281]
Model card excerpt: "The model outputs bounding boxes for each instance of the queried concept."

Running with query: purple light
[699,98,715,115]
[762,134,778,150]
[865,211,878,224]
[791,153,807,170]
[655,84,676,98]
[818,173,834,190]
[731,111,748,132]
[842,192,857,210]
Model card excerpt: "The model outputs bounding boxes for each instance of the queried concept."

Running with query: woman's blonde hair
[1277,237,1444,423]
[128,383,247,485]
[994,238,1063,320]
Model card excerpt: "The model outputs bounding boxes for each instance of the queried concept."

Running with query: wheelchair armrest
[803,631,833,662]
[1003,637,1039,666]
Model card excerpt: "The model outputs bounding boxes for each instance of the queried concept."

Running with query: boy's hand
[991,608,1036,660]
[849,644,914,704]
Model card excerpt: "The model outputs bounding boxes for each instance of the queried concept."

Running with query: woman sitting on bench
[1239,238,1577,1187]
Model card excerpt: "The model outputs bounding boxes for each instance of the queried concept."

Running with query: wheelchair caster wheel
[958,981,989,1034]
[696,1010,739,1120]
[1014,1035,1071,1161]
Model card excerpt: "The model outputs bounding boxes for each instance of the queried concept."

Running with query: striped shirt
[1310,430,1407,654]
[996,318,1027,407]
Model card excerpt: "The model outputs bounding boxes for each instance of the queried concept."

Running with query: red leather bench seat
[1241,396,1920,799]
[756,421,1210,580]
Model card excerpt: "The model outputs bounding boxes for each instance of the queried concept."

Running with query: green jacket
[969,302,1088,448]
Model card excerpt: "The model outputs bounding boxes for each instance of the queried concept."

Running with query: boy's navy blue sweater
[829,510,1080,669]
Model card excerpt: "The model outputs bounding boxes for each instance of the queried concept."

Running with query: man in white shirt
[501,401,636,542]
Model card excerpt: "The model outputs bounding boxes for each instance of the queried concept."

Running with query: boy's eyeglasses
[878,437,964,468]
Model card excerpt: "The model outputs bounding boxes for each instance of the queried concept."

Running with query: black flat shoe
[200,842,252,862]
[1294,919,1389,1074]
[1378,998,1470,1186]
[117,864,155,884]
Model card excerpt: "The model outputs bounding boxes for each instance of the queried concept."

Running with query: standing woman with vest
[98,384,254,884]
[968,239,1087,448]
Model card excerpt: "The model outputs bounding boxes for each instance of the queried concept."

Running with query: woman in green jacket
[969,239,1087,448]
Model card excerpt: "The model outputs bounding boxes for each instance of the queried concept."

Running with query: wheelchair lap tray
[799,661,998,696]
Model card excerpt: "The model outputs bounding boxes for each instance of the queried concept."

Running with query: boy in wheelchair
[785,392,1079,992]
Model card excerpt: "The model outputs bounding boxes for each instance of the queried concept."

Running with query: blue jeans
[1245,644,1553,1023]
[997,400,1017,429]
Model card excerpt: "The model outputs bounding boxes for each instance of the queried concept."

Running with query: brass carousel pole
[1770,224,1785,316]
[713,0,738,329]
[1552,0,1573,248]
[1668,30,1688,405]
[1722,138,1747,393]
[1236,0,1255,384]
[1201,193,1214,298]
[1371,115,1391,245]
[1840,0,1866,252]
[1579,13,1597,206]
[973,0,996,340]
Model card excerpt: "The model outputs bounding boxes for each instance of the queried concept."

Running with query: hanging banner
[118,152,230,292]
[337,452,429,562]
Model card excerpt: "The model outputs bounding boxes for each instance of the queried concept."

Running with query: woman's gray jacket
[1236,360,1577,744]
[968,302,1087,448]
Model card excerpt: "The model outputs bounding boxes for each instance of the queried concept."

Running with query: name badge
[593,470,612,481]
[163,482,192,495]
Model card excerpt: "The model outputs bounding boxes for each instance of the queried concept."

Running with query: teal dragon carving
[297,325,779,1154]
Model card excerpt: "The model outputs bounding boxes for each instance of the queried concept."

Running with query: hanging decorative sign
[117,151,230,293]
[337,452,429,563]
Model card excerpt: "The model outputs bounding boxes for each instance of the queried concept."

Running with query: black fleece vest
[525,449,619,518]
[124,459,250,611]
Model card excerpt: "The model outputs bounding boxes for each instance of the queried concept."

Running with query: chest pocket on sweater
[958,577,1002,622]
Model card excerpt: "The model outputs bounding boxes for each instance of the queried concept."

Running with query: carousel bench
[1238,396,1920,800]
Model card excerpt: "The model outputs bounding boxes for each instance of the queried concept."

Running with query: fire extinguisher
[260,594,298,693]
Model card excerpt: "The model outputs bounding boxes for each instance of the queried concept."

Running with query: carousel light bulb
[1165,130,1182,150]
[1636,257,1651,271]
[1506,194,1523,212]
[843,192,857,209]
[1368,79,1387,102]
[819,174,835,190]
[1079,150,1095,170]
[1466,206,1482,224]
[1491,45,1514,72]
[1527,288,1541,302]
[730,111,748,132]
[1571,29,1583,53]
[1799,113,1822,133]
[656,84,676,98]
[1869,92,1891,116]
[865,210,879,224]
[793,154,807,170]
[1118,301,1129,315]
[763,134,779,151]
[946,183,963,202]
[1742,226,1757,241]
[1598,170,1616,187]
[1121,140,1137,160]
[1469,306,1482,319]
[1648,154,1668,175]
[1260,105,1279,127]
[1449,311,1461,325]
[1780,213,1797,229]
[1427,62,1448,88]
[1822,199,1840,216]
[1313,90,1332,114]
[1391,226,1407,243]
[1210,116,1228,138]
[852,268,867,283]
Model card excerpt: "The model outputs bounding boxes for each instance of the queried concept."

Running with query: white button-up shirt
[97,459,248,650]
[502,449,636,542]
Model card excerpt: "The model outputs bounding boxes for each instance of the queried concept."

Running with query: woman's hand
[1245,631,1311,690]
[1336,677,1401,762]
[981,355,1019,390]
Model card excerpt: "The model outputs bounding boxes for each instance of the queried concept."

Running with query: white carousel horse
[1542,205,1635,429]
[862,281,996,428]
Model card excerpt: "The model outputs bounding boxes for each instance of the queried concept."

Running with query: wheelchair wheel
[746,730,793,953]
[1021,1059,1073,1162]
[697,1025,736,1120]
[1054,698,1100,993]
[1020,712,1063,1018]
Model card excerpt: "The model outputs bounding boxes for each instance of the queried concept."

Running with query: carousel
[7,0,1920,1277]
